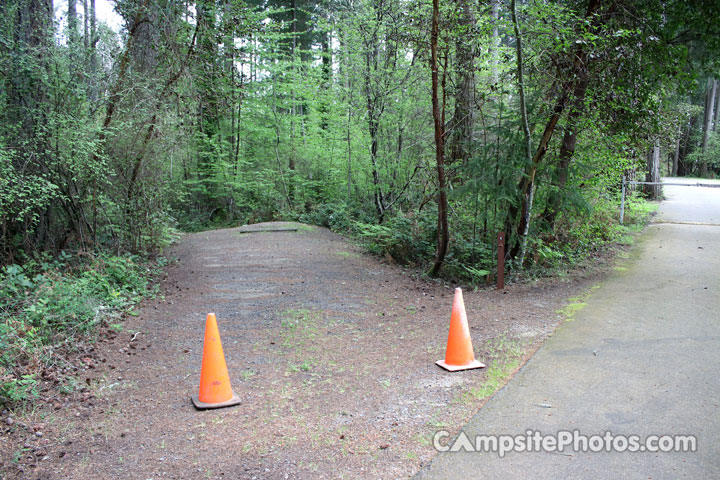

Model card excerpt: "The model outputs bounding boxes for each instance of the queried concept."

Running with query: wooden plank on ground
[237,226,299,233]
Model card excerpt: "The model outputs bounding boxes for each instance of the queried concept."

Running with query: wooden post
[497,231,505,290]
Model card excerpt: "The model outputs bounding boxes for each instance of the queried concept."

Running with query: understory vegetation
[306,189,657,282]
[0,254,159,408]
[1,0,718,407]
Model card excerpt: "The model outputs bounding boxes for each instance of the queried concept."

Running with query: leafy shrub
[299,203,351,231]
[0,372,38,406]
[298,186,656,286]
[354,212,435,265]
[0,253,156,409]
[525,192,657,271]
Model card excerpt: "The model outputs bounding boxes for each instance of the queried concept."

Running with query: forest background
[1,0,719,406]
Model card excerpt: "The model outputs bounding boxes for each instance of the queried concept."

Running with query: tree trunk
[223,0,237,177]
[286,0,298,203]
[510,0,534,266]
[714,80,720,132]
[5,0,55,253]
[368,112,385,222]
[678,114,697,176]
[124,17,199,238]
[701,78,717,176]
[129,0,161,73]
[672,134,680,176]
[319,26,331,130]
[7,0,53,140]
[196,0,219,180]
[89,0,97,101]
[363,12,386,223]
[544,72,591,227]
[448,0,474,167]
[644,139,662,199]
[506,0,604,259]
[82,0,88,50]
[427,0,449,277]
[67,0,79,61]
[346,106,353,200]
[340,27,353,200]
[490,0,500,87]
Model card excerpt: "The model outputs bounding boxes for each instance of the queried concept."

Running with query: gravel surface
[1,222,614,479]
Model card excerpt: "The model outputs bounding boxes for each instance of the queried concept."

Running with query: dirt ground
[0,222,617,479]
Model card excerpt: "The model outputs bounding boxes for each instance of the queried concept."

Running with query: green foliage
[0,373,38,406]
[2,0,718,288]
[620,193,660,225]
[0,253,157,409]
[522,192,657,273]
[298,203,364,232]
[0,143,61,258]
[687,131,720,176]
[354,212,436,266]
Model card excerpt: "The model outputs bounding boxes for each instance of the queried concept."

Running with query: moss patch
[556,291,593,321]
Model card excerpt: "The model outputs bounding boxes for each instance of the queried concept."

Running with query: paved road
[417,178,720,480]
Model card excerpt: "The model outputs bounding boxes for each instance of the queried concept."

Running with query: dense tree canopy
[1,0,719,277]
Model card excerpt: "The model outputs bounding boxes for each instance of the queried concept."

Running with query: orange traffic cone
[436,288,485,371]
[191,313,241,409]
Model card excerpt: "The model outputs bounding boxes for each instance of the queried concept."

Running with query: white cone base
[191,391,241,410]
[436,359,486,372]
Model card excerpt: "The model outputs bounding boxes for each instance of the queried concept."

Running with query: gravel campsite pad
[2,222,611,479]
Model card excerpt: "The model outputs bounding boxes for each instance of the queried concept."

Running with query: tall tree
[644,139,662,198]
[427,0,449,276]
[196,0,220,180]
[1,0,56,254]
[700,78,718,176]
[510,0,532,266]
[447,0,475,167]
[714,83,720,132]
[67,0,79,54]
[88,0,98,101]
